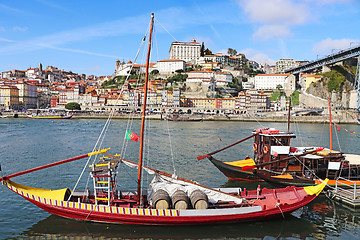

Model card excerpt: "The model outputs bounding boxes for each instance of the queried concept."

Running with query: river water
[0,118,359,239]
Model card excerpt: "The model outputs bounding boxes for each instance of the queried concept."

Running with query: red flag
[125,130,139,142]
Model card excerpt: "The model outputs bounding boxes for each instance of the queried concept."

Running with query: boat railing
[335,177,360,200]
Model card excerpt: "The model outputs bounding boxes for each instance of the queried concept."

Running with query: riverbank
[2,112,358,124]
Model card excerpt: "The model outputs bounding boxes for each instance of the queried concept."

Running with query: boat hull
[255,169,360,187]
[208,157,261,181]
[6,180,322,225]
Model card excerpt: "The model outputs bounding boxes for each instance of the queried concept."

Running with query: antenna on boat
[329,98,333,150]
[137,13,154,206]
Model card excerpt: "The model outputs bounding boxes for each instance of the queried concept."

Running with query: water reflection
[301,196,360,239]
[20,214,314,240]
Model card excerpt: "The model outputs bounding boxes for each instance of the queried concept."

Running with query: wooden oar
[0,148,110,181]
[241,148,324,171]
[197,133,258,160]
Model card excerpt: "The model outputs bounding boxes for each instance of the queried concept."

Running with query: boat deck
[327,178,360,209]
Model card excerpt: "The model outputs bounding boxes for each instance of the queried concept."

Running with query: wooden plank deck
[328,187,360,208]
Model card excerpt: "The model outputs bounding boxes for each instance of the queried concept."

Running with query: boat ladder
[90,158,119,206]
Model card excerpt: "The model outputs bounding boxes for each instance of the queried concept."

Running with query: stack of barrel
[151,189,208,210]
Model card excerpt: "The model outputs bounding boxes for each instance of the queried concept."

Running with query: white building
[156,59,185,74]
[186,71,233,87]
[13,81,37,109]
[254,74,290,90]
[275,59,297,73]
[214,72,233,86]
[115,60,156,76]
[186,71,214,83]
[169,38,201,64]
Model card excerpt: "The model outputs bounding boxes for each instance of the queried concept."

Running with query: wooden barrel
[171,190,189,209]
[190,190,208,209]
[151,189,171,209]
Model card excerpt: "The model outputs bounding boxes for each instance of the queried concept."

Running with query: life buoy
[263,145,269,154]
[253,143,257,151]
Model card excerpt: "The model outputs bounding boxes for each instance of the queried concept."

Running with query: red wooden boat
[0,14,327,226]
[1,174,327,225]
[198,101,360,187]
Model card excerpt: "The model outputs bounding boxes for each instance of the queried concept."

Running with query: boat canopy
[344,154,360,165]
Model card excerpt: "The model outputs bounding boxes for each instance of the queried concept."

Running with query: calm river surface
[0,118,360,239]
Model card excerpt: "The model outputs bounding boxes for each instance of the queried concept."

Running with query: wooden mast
[137,13,154,205]
[287,97,291,132]
[329,98,333,150]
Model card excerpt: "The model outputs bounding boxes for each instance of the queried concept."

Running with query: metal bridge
[285,45,360,110]
[285,45,360,74]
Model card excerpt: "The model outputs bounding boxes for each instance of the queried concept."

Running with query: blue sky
[0,0,359,76]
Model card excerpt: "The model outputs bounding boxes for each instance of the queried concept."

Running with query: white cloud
[13,26,28,32]
[253,25,292,41]
[216,49,228,55]
[0,37,14,42]
[240,0,309,25]
[305,0,353,5]
[241,48,276,65]
[0,6,235,57]
[237,0,311,40]
[0,13,150,55]
[35,44,119,58]
[0,3,32,16]
[35,0,70,12]
[209,25,221,39]
[312,38,359,55]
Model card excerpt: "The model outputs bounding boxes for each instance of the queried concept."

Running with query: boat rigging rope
[69,24,149,197]
[290,95,304,147]
[166,117,177,177]
[334,124,342,152]
[154,17,178,42]
[276,202,285,219]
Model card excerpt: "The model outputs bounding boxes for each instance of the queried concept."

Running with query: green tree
[290,90,300,106]
[228,77,242,91]
[167,73,188,83]
[205,48,212,55]
[227,48,237,56]
[151,69,159,75]
[323,66,346,92]
[65,102,81,110]
[200,42,205,57]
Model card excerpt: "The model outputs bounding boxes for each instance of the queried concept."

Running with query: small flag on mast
[125,130,139,142]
